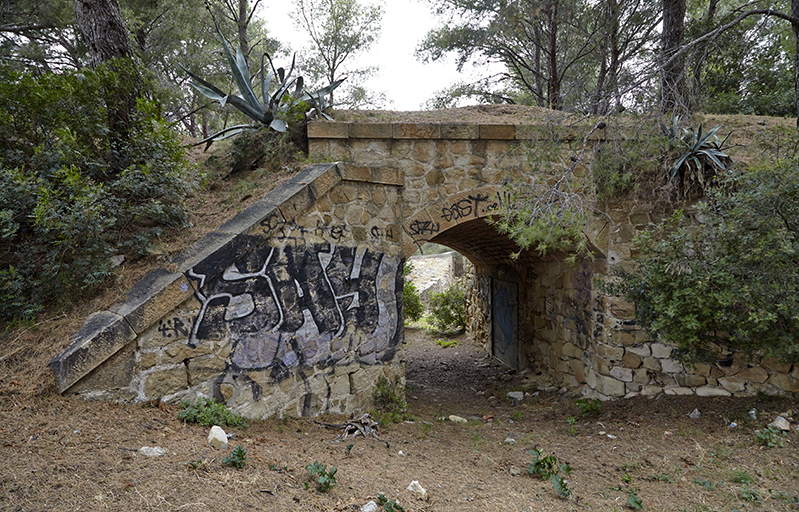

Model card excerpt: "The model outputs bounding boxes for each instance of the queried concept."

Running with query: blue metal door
[492,278,518,369]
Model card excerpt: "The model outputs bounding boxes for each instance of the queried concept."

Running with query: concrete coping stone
[111,268,193,334]
[50,311,136,393]
[307,121,606,141]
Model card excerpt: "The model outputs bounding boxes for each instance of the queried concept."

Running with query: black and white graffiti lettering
[440,193,491,222]
[186,242,399,372]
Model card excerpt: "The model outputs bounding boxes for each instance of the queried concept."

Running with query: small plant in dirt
[427,279,467,334]
[737,484,761,503]
[223,445,248,469]
[528,447,574,499]
[435,339,458,348]
[528,448,559,480]
[755,425,786,448]
[372,376,409,425]
[566,416,577,436]
[729,470,753,484]
[377,494,405,512]
[305,461,337,492]
[177,398,248,428]
[575,398,602,417]
[626,489,643,509]
[511,410,524,422]
[403,261,425,323]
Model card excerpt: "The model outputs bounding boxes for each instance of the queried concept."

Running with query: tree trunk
[793,0,799,126]
[75,0,138,173]
[546,0,561,109]
[661,0,687,114]
[75,0,133,66]
[237,0,250,65]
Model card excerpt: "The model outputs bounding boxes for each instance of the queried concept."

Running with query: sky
[262,0,473,110]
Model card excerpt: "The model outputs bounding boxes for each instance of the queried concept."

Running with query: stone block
[441,124,479,139]
[562,342,582,359]
[349,123,392,139]
[144,366,188,398]
[643,357,661,372]
[594,374,626,397]
[609,367,633,382]
[717,360,744,376]
[51,311,137,393]
[676,374,706,387]
[394,124,440,139]
[663,387,694,396]
[762,357,792,373]
[112,269,195,335]
[187,357,227,386]
[596,343,624,361]
[633,369,650,384]
[608,298,635,320]
[660,359,684,374]
[767,373,799,393]
[650,343,673,359]
[695,386,731,397]
[371,167,403,186]
[718,376,746,393]
[622,351,642,369]
[307,121,348,138]
[66,340,136,395]
[591,355,610,376]
[626,344,651,358]
[349,368,372,393]
[479,124,516,140]
[640,385,663,396]
[290,163,341,200]
[736,366,769,384]
[275,182,316,222]
[692,362,711,376]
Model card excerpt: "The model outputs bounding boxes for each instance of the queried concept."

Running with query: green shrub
[305,461,337,492]
[177,398,248,428]
[575,398,602,417]
[402,261,424,323]
[612,161,799,363]
[0,64,193,322]
[372,375,408,425]
[223,445,247,468]
[427,279,466,334]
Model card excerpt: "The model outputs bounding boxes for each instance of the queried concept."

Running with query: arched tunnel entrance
[404,216,598,393]
[403,199,610,403]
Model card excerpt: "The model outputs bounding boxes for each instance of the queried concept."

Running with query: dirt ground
[1,328,797,512]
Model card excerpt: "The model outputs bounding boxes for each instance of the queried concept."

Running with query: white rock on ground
[407,480,427,497]
[360,501,378,512]
[448,415,467,423]
[139,446,167,457]
[208,425,228,450]
[769,416,791,431]
[688,409,701,419]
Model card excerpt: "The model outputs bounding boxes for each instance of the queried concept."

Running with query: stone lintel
[349,123,393,139]
[306,121,348,138]
[393,123,441,139]
[50,311,136,393]
[441,124,479,139]
[479,124,516,140]
[111,268,193,334]
[338,163,403,186]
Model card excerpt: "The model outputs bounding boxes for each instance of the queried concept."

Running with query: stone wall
[52,163,407,418]
[53,118,799,417]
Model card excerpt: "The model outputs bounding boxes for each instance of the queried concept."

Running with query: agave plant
[182,28,344,149]
[664,116,732,196]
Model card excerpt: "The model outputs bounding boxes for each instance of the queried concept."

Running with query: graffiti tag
[408,220,440,237]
